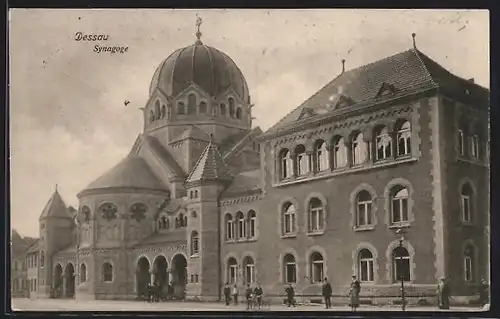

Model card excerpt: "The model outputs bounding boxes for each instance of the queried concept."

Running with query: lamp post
[393,227,406,311]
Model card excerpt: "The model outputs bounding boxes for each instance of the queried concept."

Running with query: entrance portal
[53,264,63,298]
[136,257,150,299]
[153,255,169,300]
[64,263,75,298]
[171,254,187,299]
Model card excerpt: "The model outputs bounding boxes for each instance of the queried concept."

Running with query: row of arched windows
[157,212,188,231]
[226,241,478,285]
[278,120,412,180]
[224,210,257,241]
[148,95,247,124]
[79,203,148,222]
[457,117,484,160]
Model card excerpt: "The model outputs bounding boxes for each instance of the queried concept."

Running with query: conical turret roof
[39,188,72,220]
[186,136,232,186]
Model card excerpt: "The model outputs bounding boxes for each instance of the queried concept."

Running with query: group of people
[145,281,175,303]
[321,276,361,310]
[223,283,264,309]
[437,277,490,310]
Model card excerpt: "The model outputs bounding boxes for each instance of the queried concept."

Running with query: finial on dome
[195,16,203,45]
[341,59,346,73]
[412,33,416,49]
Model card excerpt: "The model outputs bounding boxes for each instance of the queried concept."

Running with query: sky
[9,9,489,237]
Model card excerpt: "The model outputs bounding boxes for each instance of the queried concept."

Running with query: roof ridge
[411,48,439,87]
[186,139,232,184]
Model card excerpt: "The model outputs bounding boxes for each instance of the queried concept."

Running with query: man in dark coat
[245,284,253,310]
[285,284,295,307]
[479,278,489,307]
[223,283,231,306]
[437,278,450,310]
[322,277,332,309]
[254,283,263,309]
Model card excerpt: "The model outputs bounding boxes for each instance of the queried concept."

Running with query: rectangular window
[312,262,324,283]
[461,195,471,222]
[360,259,374,282]
[464,256,473,282]
[458,129,464,155]
[391,198,408,223]
[285,263,296,283]
[245,264,255,284]
[249,218,256,238]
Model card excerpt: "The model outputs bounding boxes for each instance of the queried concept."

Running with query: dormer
[376,82,397,98]
[297,107,317,121]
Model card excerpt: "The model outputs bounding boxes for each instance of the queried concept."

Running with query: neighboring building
[19,26,489,304]
[11,230,37,298]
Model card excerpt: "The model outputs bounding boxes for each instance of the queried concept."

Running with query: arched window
[177,102,185,115]
[199,101,207,114]
[243,256,255,284]
[352,133,367,165]
[40,251,45,268]
[295,144,310,176]
[80,263,87,283]
[392,246,410,282]
[248,210,257,238]
[130,203,148,222]
[102,262,113,282]
[390,186,409,224]
[470,124,480,159]
[155,101,161,120]
[236,211,246,239]
[149,110,155,124]
[187,94,196,114]
[191,231,199,256]
[356,191,373,227]
[308,198,324,233]
[284,254,297,283]
[236,107,242,119]
[227,257,238,284]
[282,203,296,235]
[158,215,168,230]
[358,249,374,282]
[461,183,473,223]
[315,140,329,172]
[310,252,324,283]
[333,136,347,168]
[228,98,235,118]
[375,126,392,160]
[464,244,475,282]
[397,121,411,156]
[99,203,118,221]
[225,213,234,240]
[161,105,166,119]
[220,103,227,116]
[280,149,293,179]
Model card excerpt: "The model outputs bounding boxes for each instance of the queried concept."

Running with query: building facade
[17,28,489,304]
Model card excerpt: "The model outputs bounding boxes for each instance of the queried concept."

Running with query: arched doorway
[153,255,169,300]
[53,264,63,298]
[171,254,187,299]
[64,263,75,298]
[136,257,150,299]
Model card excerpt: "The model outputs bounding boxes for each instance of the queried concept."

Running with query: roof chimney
[468,78,475,83]
[412,33,416,49]
[341,59,346,73]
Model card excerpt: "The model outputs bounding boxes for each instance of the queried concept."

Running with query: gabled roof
[80,155,167,195]
[263,48,489,136]
[185,137,233,186]
[39,189,72,220]
[223,169,261,198]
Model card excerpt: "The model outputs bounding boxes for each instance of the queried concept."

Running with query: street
[11,298,485,312]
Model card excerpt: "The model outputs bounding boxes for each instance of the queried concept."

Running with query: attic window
[298,107,316,120]
[376,82,396,97]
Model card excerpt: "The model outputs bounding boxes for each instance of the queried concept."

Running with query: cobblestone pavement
[11,298,485,312]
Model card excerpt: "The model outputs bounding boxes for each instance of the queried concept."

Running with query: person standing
[479,278,489,307]
[348,275,361,311]
[147,282,152,303]
[245,283,253,310]
[254,283,263,309]
[285,284,295,307]
[223,282,231,306]
[437,278,450,310]
[232,284,239,305]
[322,277,332,309]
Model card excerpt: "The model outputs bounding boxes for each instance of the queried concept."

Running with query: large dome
[149,42,250,103]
